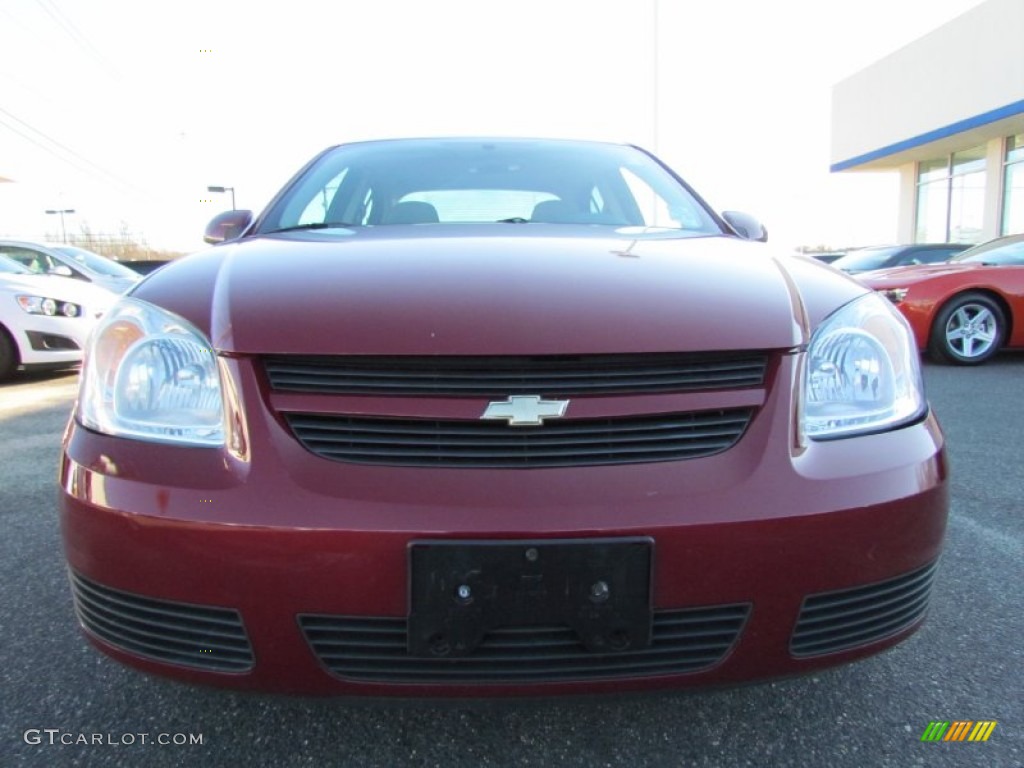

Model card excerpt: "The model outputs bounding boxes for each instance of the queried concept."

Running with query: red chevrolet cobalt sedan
[61,138,947,696]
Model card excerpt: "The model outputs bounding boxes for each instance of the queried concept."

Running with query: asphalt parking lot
[2,357,1021,768]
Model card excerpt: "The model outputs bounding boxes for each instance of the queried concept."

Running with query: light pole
[45,208,75,243]
[207,185,236,210]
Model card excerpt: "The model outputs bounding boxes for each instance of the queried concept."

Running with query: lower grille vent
[299,604,750,683]
[790,561,938,657]
[69,571,254,672]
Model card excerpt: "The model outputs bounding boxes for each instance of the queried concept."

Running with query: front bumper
[15,314,91,367]
[60,354,948,697]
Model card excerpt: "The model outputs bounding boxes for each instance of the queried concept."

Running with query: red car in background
[60,138,947,697]
[860,234,1024,365]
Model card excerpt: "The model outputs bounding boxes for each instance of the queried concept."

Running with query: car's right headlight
[79,298,224,446]
[802,292,926,440]
[880,287,909,305]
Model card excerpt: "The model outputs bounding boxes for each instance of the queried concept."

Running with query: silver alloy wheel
[943,302,998,359]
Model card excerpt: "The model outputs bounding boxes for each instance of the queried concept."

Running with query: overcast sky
[0,0,987,252]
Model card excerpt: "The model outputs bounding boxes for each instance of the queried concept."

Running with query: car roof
[325,137,635,151]
[0,238,64,251]
[853,243,969,251]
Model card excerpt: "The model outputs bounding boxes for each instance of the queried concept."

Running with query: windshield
[257,139,722,236]
[0,254,32,274]
[53,245,139,278]
[830,247,902,271]
[952,234,1024,265]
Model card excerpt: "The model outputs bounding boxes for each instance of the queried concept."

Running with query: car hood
[859,261,987,287]
[133,228,867,355]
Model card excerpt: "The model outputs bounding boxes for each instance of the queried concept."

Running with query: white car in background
[0,255,116,380]
[0,239,140,294]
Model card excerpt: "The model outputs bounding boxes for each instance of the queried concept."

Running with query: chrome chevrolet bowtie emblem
[481,396,569,426]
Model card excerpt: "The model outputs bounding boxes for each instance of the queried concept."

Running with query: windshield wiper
[496,217,530,224]
[264,221,359,234]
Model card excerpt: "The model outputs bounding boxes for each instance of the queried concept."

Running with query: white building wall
[831,0,1024,169]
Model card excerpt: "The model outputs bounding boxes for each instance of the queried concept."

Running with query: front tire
[0,326,17,381]
[928,292,1005,365]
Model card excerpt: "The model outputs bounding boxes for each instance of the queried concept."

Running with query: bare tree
[65,222,185,262]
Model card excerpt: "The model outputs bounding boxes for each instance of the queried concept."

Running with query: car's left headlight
[16,295,81,317]
[79,298,224,446]
[802,292,926,440]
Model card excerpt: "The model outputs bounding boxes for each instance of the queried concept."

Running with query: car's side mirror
[50,265,74,277]
[721,211,768,242]
[204,210,253,244]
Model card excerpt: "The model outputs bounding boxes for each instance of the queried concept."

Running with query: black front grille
[284,408,754,468]
[265,352,768,396]
[69,571,254,672]
[299,604,750,683]
[790,561,938,657]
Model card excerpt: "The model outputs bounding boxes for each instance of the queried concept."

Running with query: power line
[0,114,99,181]
[0,107,148,198]
[34,0,119,78]
[0,5,46,43]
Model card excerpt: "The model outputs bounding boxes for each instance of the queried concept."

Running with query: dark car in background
[808,251,847,265]
[831,243,969,275]
[119,259,170,275]
[61,138,947,697]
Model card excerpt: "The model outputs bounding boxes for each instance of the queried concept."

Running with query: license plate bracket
[408,538,653,658]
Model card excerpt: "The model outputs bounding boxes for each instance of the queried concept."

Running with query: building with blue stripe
[831,0,1024,243]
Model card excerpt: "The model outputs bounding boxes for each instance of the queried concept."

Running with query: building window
[915,144,986,244]
[1003,134,1024,235]
[915,159,949,243]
